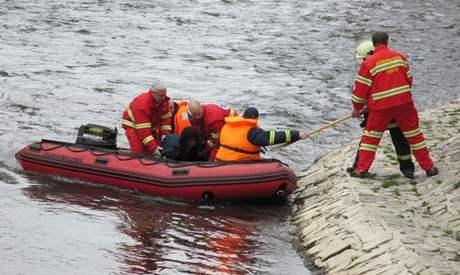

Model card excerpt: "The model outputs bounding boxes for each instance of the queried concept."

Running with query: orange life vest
[216,116,262,161]
[173,101,192,135]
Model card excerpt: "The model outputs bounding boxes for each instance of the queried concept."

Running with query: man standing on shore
[350,31,438,178]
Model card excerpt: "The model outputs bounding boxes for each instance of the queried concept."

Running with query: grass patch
[392,189,401,197]
[454,252,460,262]
[444,228,453,236]
[411,187,421,196]
[382,174,400,188]
[454,181,460,190]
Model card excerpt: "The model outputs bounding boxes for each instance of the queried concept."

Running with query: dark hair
[243,107,259,119]
[372,31,389,46]
[177,127,208,161]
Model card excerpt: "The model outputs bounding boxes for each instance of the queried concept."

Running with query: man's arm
[247,127,301,146]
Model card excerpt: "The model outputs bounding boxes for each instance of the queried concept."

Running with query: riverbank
[294,98,460,274]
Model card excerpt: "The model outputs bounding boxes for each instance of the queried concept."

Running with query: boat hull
[15,140,298,201]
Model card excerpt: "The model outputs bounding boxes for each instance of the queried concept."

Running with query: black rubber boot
[426,167,439,177]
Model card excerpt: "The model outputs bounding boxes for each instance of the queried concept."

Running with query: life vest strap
[219,144,262,155]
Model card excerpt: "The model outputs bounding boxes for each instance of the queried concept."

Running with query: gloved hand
[153,147,163,158]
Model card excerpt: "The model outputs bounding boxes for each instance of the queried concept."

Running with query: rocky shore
[294,98,460,275]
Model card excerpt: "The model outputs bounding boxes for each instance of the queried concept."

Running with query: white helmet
[355,40,374,60]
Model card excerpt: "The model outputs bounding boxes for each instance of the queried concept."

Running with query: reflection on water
[19,174,305,274]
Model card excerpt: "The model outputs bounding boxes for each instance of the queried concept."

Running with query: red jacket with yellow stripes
[192,103,237,149]
[121,91,172,153]
[352,44,414,111]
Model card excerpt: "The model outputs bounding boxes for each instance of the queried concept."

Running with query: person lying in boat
[215,107,309,161]
[161,127,208,161]
[121,80,173,157]
[187,100,238,160]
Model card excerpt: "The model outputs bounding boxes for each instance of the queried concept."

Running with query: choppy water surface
[1,0,459,274]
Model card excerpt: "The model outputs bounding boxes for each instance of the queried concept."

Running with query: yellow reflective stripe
[160,125,172,131]
[360,143,378,151]
[403,128,421,138]
[127,106,135,122]
[410,141,426,150]
[210,132,219,139]
[363,130,383,138]
[160,112,172,119]
[142,135,154,145]
[406,70,412,78]
[372,85,411,101]
[356,75,372,86]
[136,122,151,129]
[370,60,408,76]
[352,94,365,103]
[398,154,412,161]
[387,122,398,129]
[269,130,275,145]
[122,119,136,128]
[285,130,291,143]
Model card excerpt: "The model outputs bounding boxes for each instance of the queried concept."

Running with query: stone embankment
[294,98,460,275]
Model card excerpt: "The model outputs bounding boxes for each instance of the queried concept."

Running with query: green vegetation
[382,174,400,188]
[443,228,453,236]
[454,252,460,262]
[392,189,401,197]
[411,187,421,196]
[454,180,460,190]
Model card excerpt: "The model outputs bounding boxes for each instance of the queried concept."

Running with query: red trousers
[124,127,149,155]
[357,103,434,172]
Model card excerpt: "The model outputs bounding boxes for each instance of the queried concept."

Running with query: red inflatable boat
[15,139,297,201]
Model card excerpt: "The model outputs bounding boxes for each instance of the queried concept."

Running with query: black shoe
[346,167,355,174]
[402,171,415,179]
[349,170,375,179]
[426,167,439,177]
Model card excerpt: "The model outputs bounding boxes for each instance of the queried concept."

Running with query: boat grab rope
[36,139,284,169]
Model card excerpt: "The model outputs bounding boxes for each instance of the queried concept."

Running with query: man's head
[150,80,167,104]
[372,31,389,46]
[243,107,259,119]
[187,100,203,121]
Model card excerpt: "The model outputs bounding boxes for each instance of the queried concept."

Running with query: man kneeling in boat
[215,107,309,161]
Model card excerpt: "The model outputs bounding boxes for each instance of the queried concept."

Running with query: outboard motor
[75,124,118,149]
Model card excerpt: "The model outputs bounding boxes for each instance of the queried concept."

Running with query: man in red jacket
[350,31,438,178]
[122,81,173,155]
[188,100,237,160]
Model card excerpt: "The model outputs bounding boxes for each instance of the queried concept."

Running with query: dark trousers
[350,117,415,174]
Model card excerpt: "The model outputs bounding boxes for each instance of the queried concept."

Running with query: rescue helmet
[355,40,374,60]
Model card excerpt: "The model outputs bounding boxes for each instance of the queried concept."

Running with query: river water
[1,0,459,274]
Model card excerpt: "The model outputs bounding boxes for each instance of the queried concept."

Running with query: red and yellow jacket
[216,116,262,161]
[121,91,172,153]
[192,103,237,149]
[352,44,413,111]
[172,101,192,135]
